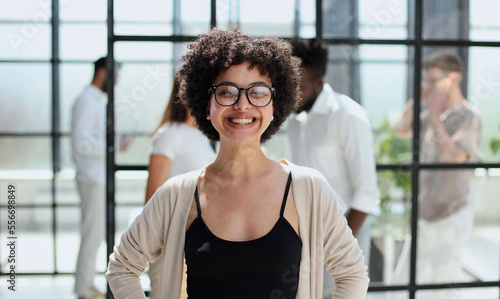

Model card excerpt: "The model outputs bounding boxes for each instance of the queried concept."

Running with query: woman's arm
[322,189,369,298]
[107,191,166,298]
[145,154,173,204]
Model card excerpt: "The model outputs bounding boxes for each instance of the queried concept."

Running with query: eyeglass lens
[214,84,272,107]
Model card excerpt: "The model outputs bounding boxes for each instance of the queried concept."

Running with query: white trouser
[74,180,105,297]
[417,204,473,298]
[392,204,474,299]
[323,217,371,299]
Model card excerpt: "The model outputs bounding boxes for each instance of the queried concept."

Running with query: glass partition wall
[1,1,499,298]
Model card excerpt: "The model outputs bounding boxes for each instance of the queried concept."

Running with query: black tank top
[184,173,301,299]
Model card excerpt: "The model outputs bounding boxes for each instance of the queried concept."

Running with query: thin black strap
[194,186,202,216]
[280,172,293,218]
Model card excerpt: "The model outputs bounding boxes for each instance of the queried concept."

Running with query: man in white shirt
[71,57,129,299]
[287,39,379,298]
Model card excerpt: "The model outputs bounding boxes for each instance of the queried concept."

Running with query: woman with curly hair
[106,27,368,299]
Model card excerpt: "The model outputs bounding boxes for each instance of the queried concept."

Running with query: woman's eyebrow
[214,81,271,87]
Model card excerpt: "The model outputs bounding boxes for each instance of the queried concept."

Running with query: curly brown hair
[177,27,302,143]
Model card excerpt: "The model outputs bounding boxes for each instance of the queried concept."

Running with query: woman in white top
[144,74,214,299]
[145,75,215,202]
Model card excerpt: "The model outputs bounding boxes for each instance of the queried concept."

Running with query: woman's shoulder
[160,168,201,189]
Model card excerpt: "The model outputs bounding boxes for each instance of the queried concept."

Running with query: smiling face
[208,61,274,145]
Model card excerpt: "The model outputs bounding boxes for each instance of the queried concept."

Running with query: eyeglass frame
[208,83,276,107]
[421,74,450,86]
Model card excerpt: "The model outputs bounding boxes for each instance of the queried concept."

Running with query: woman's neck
[209,142,273,178]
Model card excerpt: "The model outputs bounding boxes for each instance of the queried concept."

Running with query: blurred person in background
[287,38,379,299]
[393,51,481,297]
[71,56,130,299]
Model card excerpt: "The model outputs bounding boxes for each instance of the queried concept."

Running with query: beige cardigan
[106,160,369,298]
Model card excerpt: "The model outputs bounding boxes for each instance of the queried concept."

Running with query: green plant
[490,132,500,155]
[374,120,412,210]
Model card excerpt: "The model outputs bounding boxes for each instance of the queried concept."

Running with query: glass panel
[56,207,109,275]
[326,45,358,100]
[366,291,409,298]
[0,275,108,298]
[56,205,107,275]
[422,0,466,40]
[0,179,52,206]
[371,170,412,285]
[114,0,173,23]
[0,137,51,171]
[0,63,51,132]
[323,0,356,38]
[467,47,500,163]
[179,0,210,36]
[58,135,76,175]
[422,1,500,42]
[464,168,500,281]
[55,136,78,204]
[115,171,148,205]
[114,41,179,136]
[217,0,295,37]
[470,0,500,41]
[56,207,79,273]
[417,287,499,298]
[59,0,106,21]
[416,168,500,284]
[114,23,173,36]
[0,207,54,273]
[115,135,152,166]
[299,0,315,38]
[0,0,51,20]
[0,24,51,59]
[60,23,107,60]
[358,0,409,40]
[358,45,412,164]
[114,0,175,36]
[115,42,175,61]
[60,63,95,133]
[114,62,174,134]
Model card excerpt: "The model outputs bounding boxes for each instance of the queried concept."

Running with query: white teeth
[230,118,253,124]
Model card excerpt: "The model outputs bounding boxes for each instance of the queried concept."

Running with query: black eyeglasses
[208,83,275,107]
